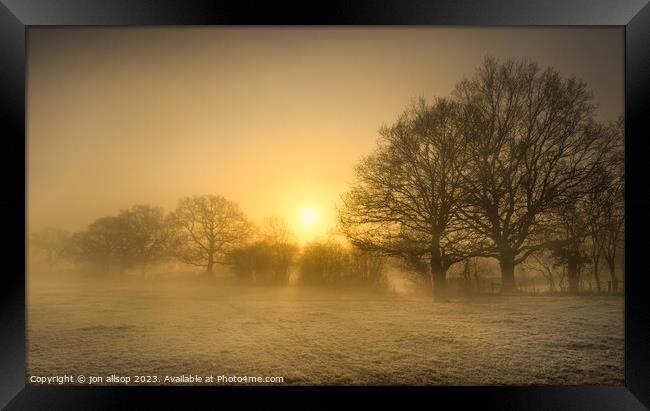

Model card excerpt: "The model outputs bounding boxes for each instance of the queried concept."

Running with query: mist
[27,27,623,239]
[27,27,624,386]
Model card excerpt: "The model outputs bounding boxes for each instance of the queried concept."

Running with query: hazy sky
[27,27,623,243]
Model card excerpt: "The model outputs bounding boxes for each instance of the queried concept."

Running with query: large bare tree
[172,195,252,273]
[339,98,473,299]
[453,57,607,292]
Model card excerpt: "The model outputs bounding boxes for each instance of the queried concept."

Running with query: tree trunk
[430,265,447,300]
[567,257,580,294]
[498,250,516,294]
[430,244,447,301]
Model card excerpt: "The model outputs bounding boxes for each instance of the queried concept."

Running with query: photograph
[26,26,625,386]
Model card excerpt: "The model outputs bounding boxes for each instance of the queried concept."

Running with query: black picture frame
[1,1,649,409]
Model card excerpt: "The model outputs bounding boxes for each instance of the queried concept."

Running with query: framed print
[1,0,649,409]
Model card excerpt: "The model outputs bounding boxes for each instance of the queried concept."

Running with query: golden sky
[27,27,623,243]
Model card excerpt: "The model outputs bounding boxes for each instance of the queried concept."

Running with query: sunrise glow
[299,207,317,228]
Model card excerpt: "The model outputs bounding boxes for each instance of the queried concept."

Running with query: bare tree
[453,57,607,292]
[64,205,176,275]
[118,205,176,274]
[599,195,624,292]
[536,119,624,293]
[522,251,560,292]
[547,199,592,293]
[339,98,473,299]
[67,216,133,274]
[171,195,252,273]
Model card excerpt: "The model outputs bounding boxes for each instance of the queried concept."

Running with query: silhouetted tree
[67,216,133,273]
[547,200,592,293]
[523,251,562,293]
[171,195,252,273]
[118,205,176,274]
[454,57,607,292]
[339,98,473,299]
[533,119,624,293]
[66,205,177,275]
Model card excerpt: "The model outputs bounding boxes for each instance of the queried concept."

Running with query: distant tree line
[29,197,388,289]
[338,56,624,299]
[31,196,253,275]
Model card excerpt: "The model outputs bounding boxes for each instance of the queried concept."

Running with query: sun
[299,207,317,227]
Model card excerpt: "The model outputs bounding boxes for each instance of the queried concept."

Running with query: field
[27,275,624,385]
